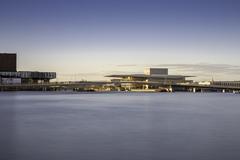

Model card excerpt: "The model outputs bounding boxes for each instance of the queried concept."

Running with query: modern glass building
[0,53,56,84]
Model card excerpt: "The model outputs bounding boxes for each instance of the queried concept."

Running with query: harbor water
[0,92,240,160]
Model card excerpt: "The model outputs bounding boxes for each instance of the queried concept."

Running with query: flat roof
[105,74,194,78]
[0,53,16,55]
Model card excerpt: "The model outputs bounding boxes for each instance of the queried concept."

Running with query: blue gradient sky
[1,0,240,81]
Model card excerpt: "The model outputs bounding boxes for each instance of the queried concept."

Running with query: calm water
[0,92,240,160]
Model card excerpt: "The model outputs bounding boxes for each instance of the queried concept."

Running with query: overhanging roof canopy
[105,74,194,79]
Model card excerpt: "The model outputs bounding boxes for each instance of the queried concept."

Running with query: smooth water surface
[0,92,240,160]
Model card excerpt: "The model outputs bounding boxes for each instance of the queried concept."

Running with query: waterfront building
[211,81,240,88]
[106,68,194,90]
[0,53,56,84]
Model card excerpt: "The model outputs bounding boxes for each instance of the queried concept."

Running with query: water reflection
[0,92,240,160]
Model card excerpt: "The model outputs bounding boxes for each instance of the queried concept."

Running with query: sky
[0,0,240,81]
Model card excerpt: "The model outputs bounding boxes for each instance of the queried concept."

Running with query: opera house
[106,68,194,90]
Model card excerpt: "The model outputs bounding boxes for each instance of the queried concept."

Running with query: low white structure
[198,81,211,86]
[1,78,21,84]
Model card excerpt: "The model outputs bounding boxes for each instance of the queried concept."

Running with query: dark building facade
[0,53,17,72]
